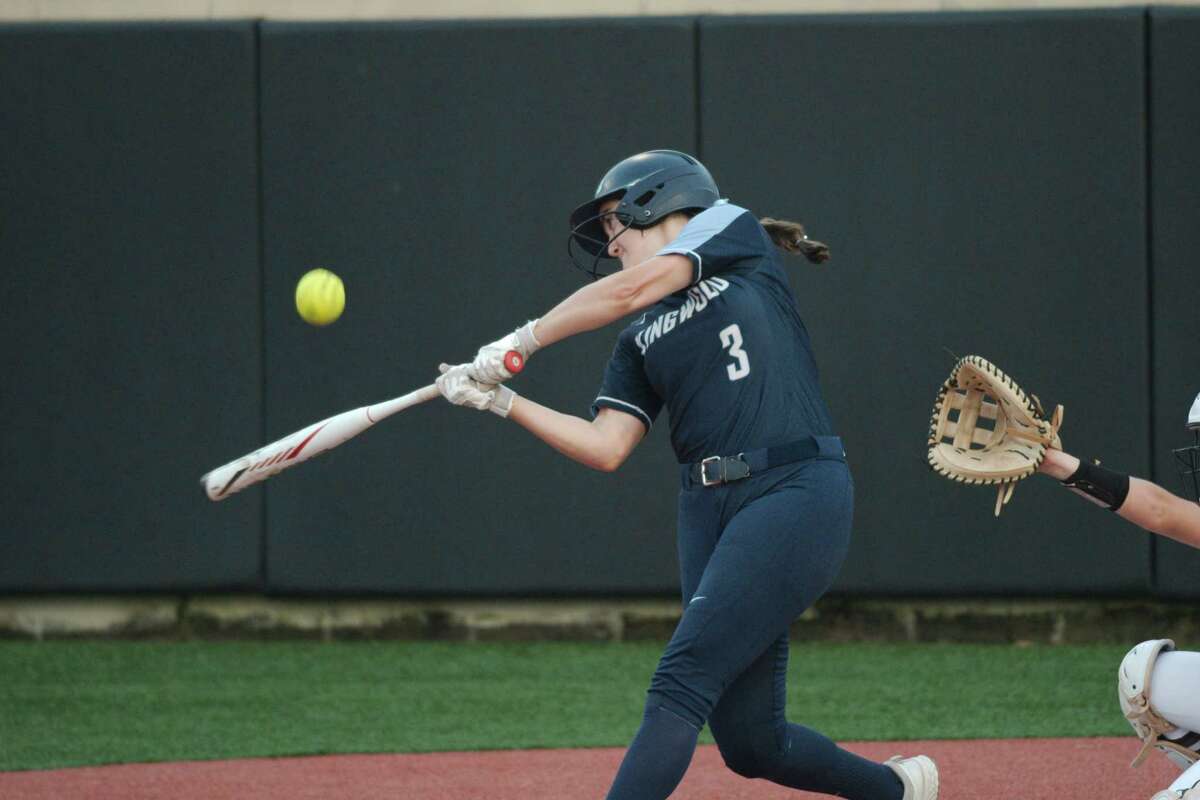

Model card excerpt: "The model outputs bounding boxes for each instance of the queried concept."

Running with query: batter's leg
[708,633,904,799]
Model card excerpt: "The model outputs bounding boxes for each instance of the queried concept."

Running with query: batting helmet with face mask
[568,149,721,281]
[1173,392,1200,502]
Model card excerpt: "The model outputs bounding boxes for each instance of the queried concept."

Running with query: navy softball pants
[605,453,903,800]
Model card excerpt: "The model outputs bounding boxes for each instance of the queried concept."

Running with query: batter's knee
[644,675,713,731]
[712,721,790,780]
[647,646,726,729]
[717,736,775,779]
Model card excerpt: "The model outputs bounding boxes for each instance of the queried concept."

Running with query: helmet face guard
[1175,430,1200,503]
[1174,394,1200,502]
[567,197,634,282]
[567,150,720,282]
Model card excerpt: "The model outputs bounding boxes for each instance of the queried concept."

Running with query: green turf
[0,641,1130,771]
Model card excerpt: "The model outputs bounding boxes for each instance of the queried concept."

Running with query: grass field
[0,641,1130,772]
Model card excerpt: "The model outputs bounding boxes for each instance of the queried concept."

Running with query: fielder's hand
[436,363,516,418]
[470,320,541,384]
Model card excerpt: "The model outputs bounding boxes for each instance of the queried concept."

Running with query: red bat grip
[503,350,525,374]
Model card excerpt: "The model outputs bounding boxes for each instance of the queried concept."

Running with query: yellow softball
[294,268,345,327]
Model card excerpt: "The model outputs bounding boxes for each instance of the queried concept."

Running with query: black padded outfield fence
[1,10,1196,597]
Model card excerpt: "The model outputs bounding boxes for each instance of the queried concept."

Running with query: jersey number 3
[719,324,750,382]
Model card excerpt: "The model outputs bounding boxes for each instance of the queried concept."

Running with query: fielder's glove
[436,363,516,418]
[470,320,541,384]
[927,355,1064,516]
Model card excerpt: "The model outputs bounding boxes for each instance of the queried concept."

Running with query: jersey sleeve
[655,203,768,285]
[589,331,663,432]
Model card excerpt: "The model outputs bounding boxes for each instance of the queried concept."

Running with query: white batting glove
[436,363,516,418]
[470,319,541,384]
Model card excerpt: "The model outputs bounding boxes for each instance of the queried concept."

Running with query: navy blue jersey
[590,203,836,464]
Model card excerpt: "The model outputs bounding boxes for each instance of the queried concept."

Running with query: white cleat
[885,754,939,800]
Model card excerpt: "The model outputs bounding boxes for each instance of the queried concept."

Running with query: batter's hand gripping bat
[201,351,524,501]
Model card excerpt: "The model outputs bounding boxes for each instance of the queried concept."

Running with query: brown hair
[759,217,830,264]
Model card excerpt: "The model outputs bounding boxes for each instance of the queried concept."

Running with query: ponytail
[759,217,830,264]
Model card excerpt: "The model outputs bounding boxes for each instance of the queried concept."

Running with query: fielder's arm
[533,254,692,347]
[506,399,646,473]
[1039,448,1200,548]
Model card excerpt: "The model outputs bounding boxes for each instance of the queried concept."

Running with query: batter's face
[598,198,676,270]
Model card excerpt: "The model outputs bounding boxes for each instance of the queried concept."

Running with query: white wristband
[515,319,541,357]
[490,385,517,418]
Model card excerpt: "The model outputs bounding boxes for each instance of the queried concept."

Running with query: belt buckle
[700,455,723,486]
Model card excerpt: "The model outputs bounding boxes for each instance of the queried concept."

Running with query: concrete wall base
[1,595,1196,644]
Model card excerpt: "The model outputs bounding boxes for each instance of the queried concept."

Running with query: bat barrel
[201,383,438,502]
[201,457,254,502]
[201,419,322,501]
[202,412,365,501]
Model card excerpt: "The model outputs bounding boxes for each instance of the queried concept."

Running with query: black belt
[684,436,845,487]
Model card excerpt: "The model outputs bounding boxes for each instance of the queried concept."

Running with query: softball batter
[436,150,938,800]
[1036,396,1200,800]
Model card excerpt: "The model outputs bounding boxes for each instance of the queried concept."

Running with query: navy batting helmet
[568,150,720,280]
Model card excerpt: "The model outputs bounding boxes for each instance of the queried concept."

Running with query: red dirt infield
[0,737,1178,799]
